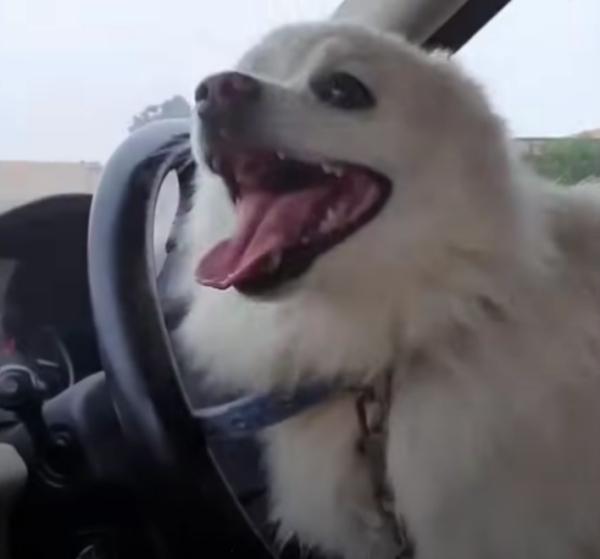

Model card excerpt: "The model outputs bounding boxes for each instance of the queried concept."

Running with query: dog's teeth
[318,209,338,234]
[321,163,344,177]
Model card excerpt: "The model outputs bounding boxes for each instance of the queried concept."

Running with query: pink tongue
[197,188,332,289]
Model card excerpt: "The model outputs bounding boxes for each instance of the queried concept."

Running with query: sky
[1,0,599,163]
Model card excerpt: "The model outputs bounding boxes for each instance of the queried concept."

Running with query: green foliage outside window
[522,138,600,186]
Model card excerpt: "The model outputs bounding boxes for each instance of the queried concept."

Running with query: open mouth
[196,147,391,293]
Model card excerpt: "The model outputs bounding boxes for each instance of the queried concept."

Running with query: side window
[456,0,600,185]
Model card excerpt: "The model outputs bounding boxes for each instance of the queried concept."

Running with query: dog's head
[190,22,517,302]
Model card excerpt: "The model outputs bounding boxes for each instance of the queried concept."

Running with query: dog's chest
[384,345,600,559]
[262,338,600,559]
[264,396,402,559]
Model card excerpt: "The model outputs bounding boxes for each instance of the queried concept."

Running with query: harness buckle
[355,377,414,558]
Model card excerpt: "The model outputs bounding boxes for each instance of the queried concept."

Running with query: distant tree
[128,95,192,133]
[525,139,600,186]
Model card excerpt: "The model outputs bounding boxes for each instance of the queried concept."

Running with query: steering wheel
[87,119,274,557]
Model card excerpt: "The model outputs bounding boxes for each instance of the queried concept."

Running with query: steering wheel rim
[87,118,274,556]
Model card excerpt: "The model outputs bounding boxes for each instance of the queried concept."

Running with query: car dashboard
[0,181,182,423]
[0,195,101,427]
[0,256,99,391]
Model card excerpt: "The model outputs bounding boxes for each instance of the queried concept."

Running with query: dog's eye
[310,72,375,110]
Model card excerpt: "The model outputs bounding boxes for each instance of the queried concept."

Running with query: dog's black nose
[194,72,260,117]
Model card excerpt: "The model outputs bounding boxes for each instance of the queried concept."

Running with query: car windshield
[1,0,599,209]
[0,0,341,211]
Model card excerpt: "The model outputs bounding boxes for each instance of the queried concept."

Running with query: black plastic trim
[0,195,91,260]
[425,0,513,51]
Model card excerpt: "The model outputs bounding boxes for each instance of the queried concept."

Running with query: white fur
[171,22,600,559]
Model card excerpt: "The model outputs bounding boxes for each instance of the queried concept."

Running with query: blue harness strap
[193,382,342,440]
[193,374,414,557]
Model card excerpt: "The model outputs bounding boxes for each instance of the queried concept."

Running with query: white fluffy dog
[170,21,600,559]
